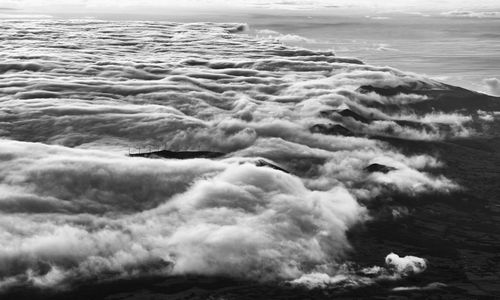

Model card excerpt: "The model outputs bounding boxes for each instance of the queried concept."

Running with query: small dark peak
[270,49,314,57]
[319,110,334,118]
[0,62,43,74]
[221,69,259,77]
[357,85,415,97]
[132,257,173,274]
[16,90,61,99]
[310,123,354,136]
[227,24,249,33]
[130,150,225,159]
[392,119,436,132]
[410,84,500,113]
[208,61,238,69]
[337,109,370,123]
[181,58,208,66]
[254,159,290,174]
[365,163,396,174]
[319,107,371,124]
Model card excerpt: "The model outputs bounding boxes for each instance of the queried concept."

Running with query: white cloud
[289,252,429,289]
[256,30,317,44]
[0,139,366,287]
[385,253,427,275]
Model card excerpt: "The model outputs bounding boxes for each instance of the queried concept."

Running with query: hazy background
[1,0,500,94]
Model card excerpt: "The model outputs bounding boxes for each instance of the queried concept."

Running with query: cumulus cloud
[477,110,496,122]
[0,140,227,214]
[385,253,427,275]
[289,252,429,289]
[0,139,366,289]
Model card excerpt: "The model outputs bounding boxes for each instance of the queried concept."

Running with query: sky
[1,0,500,15]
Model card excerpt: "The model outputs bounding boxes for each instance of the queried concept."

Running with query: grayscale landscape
[0,1,499,299]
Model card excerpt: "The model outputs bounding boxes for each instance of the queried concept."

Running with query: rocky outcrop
[310,123,354,136]
[365,163,396,173]
[129,150,225,159]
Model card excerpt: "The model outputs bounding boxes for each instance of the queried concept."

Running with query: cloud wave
[1,20,496,293]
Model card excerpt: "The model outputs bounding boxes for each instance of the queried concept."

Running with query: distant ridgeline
[128,147,291,174]
[129,148,225,159]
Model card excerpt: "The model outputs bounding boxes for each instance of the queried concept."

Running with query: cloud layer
[0,139,366,289]
[0,20,496,292]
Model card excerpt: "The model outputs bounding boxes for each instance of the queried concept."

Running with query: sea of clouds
[0,19,495,292]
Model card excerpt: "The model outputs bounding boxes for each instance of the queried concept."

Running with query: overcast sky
[2,0,500,14]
